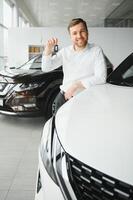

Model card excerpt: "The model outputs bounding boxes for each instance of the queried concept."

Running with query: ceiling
[16,0,133,27]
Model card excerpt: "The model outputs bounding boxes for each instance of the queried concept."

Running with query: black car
[0,52,113,119]
[0,54,63,119]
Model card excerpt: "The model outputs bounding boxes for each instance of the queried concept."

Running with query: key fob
[54,45,58,53]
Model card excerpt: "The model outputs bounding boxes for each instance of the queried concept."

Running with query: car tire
[44,86,60,120]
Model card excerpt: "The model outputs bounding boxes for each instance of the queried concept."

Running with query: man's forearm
[64,81,86,100]
[44,47,52,56]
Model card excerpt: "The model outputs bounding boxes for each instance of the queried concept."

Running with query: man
[42,18,107,113]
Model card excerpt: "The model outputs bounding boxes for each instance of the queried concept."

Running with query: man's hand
[44,38,58,56]
[64,81,85,100]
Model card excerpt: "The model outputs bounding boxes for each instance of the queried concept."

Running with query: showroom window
[0,0,12,69]
[19,15,29,28]
[3,0,13,59]
[3,0,30,28]
[3,0,12,28]
[0,0,30,69]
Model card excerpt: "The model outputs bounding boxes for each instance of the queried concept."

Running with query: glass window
[107,53,133,86]
[19,15,22,27]
[4,28,8,56]
[19,13,30,27]
[122,65,133,79]
[3,0,12,28]
[121,65,133,86]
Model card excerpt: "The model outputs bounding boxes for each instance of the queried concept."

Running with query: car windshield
[122,65,133,78]
[18,55,42,70]
[122,64,133,86]
[107,53,133,87]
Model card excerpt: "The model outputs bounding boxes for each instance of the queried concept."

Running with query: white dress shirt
[42,43,107,92]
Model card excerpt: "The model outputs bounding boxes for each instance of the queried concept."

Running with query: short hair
[68,18,88,32]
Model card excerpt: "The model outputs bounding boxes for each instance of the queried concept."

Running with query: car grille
[67,155,133,200]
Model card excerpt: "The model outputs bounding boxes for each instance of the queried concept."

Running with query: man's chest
[63,52,95,74]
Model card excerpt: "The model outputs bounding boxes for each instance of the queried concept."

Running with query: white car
[35,53,133,200]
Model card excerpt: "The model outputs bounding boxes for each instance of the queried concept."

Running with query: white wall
[8,27,133,68]
[89,28,133,68]
[8,27,70,67]
[0,0,4,56]
[0,0,4,69]
[0,27,4,56]
[0,0,3,24]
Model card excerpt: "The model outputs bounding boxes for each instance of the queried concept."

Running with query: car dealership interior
[0,0,133,200]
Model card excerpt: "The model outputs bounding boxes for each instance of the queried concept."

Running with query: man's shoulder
[88,43,103,55]
[88,43,102,50]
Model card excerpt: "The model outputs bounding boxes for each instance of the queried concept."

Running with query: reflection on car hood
[0,67,46,83]
[55,84,133,185]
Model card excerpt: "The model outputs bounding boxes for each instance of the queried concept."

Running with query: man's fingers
[47,38,58,46]
[54,38,58,45]
[64,92,73,100]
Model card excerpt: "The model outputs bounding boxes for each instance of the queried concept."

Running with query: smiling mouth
[77,39,86,44]
[76,39,84,42]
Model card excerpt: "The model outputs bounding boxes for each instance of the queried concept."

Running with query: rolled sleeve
[41,51,63,72]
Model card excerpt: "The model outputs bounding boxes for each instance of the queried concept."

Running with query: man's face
[69,22,88,50]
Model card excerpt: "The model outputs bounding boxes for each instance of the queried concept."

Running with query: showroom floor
[0,115,45,200]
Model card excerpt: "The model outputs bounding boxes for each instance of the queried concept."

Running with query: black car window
[107,53,133,86]
[122,65,133,79]
[121,65,133,86]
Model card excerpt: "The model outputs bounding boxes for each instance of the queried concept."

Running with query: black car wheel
[44,86,60,120]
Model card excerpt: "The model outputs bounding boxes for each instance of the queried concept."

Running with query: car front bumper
[35,152,64,200]
[0,108,43,117]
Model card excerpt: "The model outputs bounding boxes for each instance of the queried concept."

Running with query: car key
[54,45,58,53]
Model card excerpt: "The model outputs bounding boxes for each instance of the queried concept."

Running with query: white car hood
[55,84,133,185]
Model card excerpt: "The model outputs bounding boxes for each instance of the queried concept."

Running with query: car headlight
[40,117,77,200]
[40,117,59,185]
[5,83,41,111]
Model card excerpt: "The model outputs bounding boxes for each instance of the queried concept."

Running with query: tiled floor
[0,115,45,200]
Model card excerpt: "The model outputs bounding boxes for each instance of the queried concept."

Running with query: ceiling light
[82,2,89,6]
[51,10,58,14]
[94,7,102,10]
[64,7,73,10]
[112,2,121,7]
[49,2,57,6]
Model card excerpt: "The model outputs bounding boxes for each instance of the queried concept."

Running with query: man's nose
[77,32,82,38]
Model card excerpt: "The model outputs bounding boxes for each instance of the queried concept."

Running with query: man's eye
[81,30,86,33]
[73,32,77,35]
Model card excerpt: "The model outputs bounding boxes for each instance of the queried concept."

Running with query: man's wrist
[74,81,85,89]
[44,46,53,56]
[44,51,52,56]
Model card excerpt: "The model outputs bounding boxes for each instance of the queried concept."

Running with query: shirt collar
[71,43,89,53]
